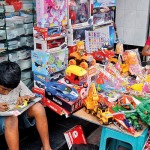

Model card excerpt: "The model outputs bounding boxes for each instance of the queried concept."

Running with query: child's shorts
[0,111,35,135]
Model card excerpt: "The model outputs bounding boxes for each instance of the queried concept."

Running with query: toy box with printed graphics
[58,77,89,100]
[67,25,93,46]
[33,70,65,90]
[45,82,82,113]
[31,48,68,76]
[32,87,71,116]
[36,0,67,28]
[93,6,115,27]
[68,0,93,28]
[34,37,66,52]
[85,25,115,53]
[94,0,116,8]
[64,125,87,149]
[43,98,71,117]
[33,26,66,40]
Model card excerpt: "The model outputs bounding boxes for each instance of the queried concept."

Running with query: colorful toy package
[93,6,115,26]
[36,0,67,28]
[125,49,142,76]
[68,0,93,27]
[94,0,116,8]
[85,25,115,53]
[34,70,65,89]
[32,48,68,76]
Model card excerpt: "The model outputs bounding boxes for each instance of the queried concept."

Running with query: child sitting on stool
[0,61,52,150]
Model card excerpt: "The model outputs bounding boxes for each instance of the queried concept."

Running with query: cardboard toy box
[64,125,87,149]
[36,0,67,28]
[31,48,68,76]
[43,98,71,117]
[68,0,93,28]
[34,36,66,52]
[93,6,115,27]
[33,70,65,90]
[94,0,116,8]
[67,25,93,46]
[45,88,82,113]
[33,26,66,40]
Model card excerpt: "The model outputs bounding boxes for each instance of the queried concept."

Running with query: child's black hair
[0,61,21,89]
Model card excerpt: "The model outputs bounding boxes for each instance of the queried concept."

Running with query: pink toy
[36,0,67,28]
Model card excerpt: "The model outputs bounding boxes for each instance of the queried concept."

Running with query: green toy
[136,100,150,125]
[125,112,143,131]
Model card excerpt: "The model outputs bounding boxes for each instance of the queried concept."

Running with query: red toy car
[92,49,116,63]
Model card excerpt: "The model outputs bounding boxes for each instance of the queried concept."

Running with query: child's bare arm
[0,102,9,111]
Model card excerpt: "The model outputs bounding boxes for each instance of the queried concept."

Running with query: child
[0,61,52,150]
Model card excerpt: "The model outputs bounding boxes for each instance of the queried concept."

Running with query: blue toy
[46,82,79,101]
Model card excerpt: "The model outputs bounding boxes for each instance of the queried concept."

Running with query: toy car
[48,27,61,36]
[45,82,79,101]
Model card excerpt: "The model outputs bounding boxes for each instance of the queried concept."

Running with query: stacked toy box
[32,0,68,90]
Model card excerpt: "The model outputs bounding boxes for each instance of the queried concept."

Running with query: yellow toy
[69,41,96,69]
[83,83,99,113]
[65,65,88,88]
[16,100,28,109]
[83,83,113,125]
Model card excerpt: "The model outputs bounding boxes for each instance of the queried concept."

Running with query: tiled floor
[0,108,99,150]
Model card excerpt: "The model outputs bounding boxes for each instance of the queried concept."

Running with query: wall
[115,0,150,46]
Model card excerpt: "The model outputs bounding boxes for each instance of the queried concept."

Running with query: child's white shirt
[0,81,34,105]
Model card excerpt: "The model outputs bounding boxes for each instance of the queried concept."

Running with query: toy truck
[83,83,113,125]
[96,102,114,125]
[69,41,96,69]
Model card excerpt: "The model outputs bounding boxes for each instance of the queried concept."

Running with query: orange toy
[69,41,96,70]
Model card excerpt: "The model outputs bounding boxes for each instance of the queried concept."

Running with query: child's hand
[17,95,35,105]
[0,102,9,112]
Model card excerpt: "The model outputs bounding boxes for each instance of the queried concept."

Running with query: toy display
[94,0,116,8]
[68,0,93,27]
[32,48,68,76]
[31,0,150,141]
[36,0,67,28]
[65,65,88,88]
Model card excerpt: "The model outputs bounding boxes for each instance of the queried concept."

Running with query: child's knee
[5,116,18,128]
[28,103,45,116]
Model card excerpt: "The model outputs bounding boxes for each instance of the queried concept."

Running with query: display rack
[0,0,35,88]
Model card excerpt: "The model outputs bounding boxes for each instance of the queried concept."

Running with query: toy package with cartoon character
[31,47,68,75]
[68,0,93,27]
[36,0,67,28]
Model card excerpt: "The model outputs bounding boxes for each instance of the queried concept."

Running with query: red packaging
[64,125,87,149]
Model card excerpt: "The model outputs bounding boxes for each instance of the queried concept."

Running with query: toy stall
[32,0,150,149]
